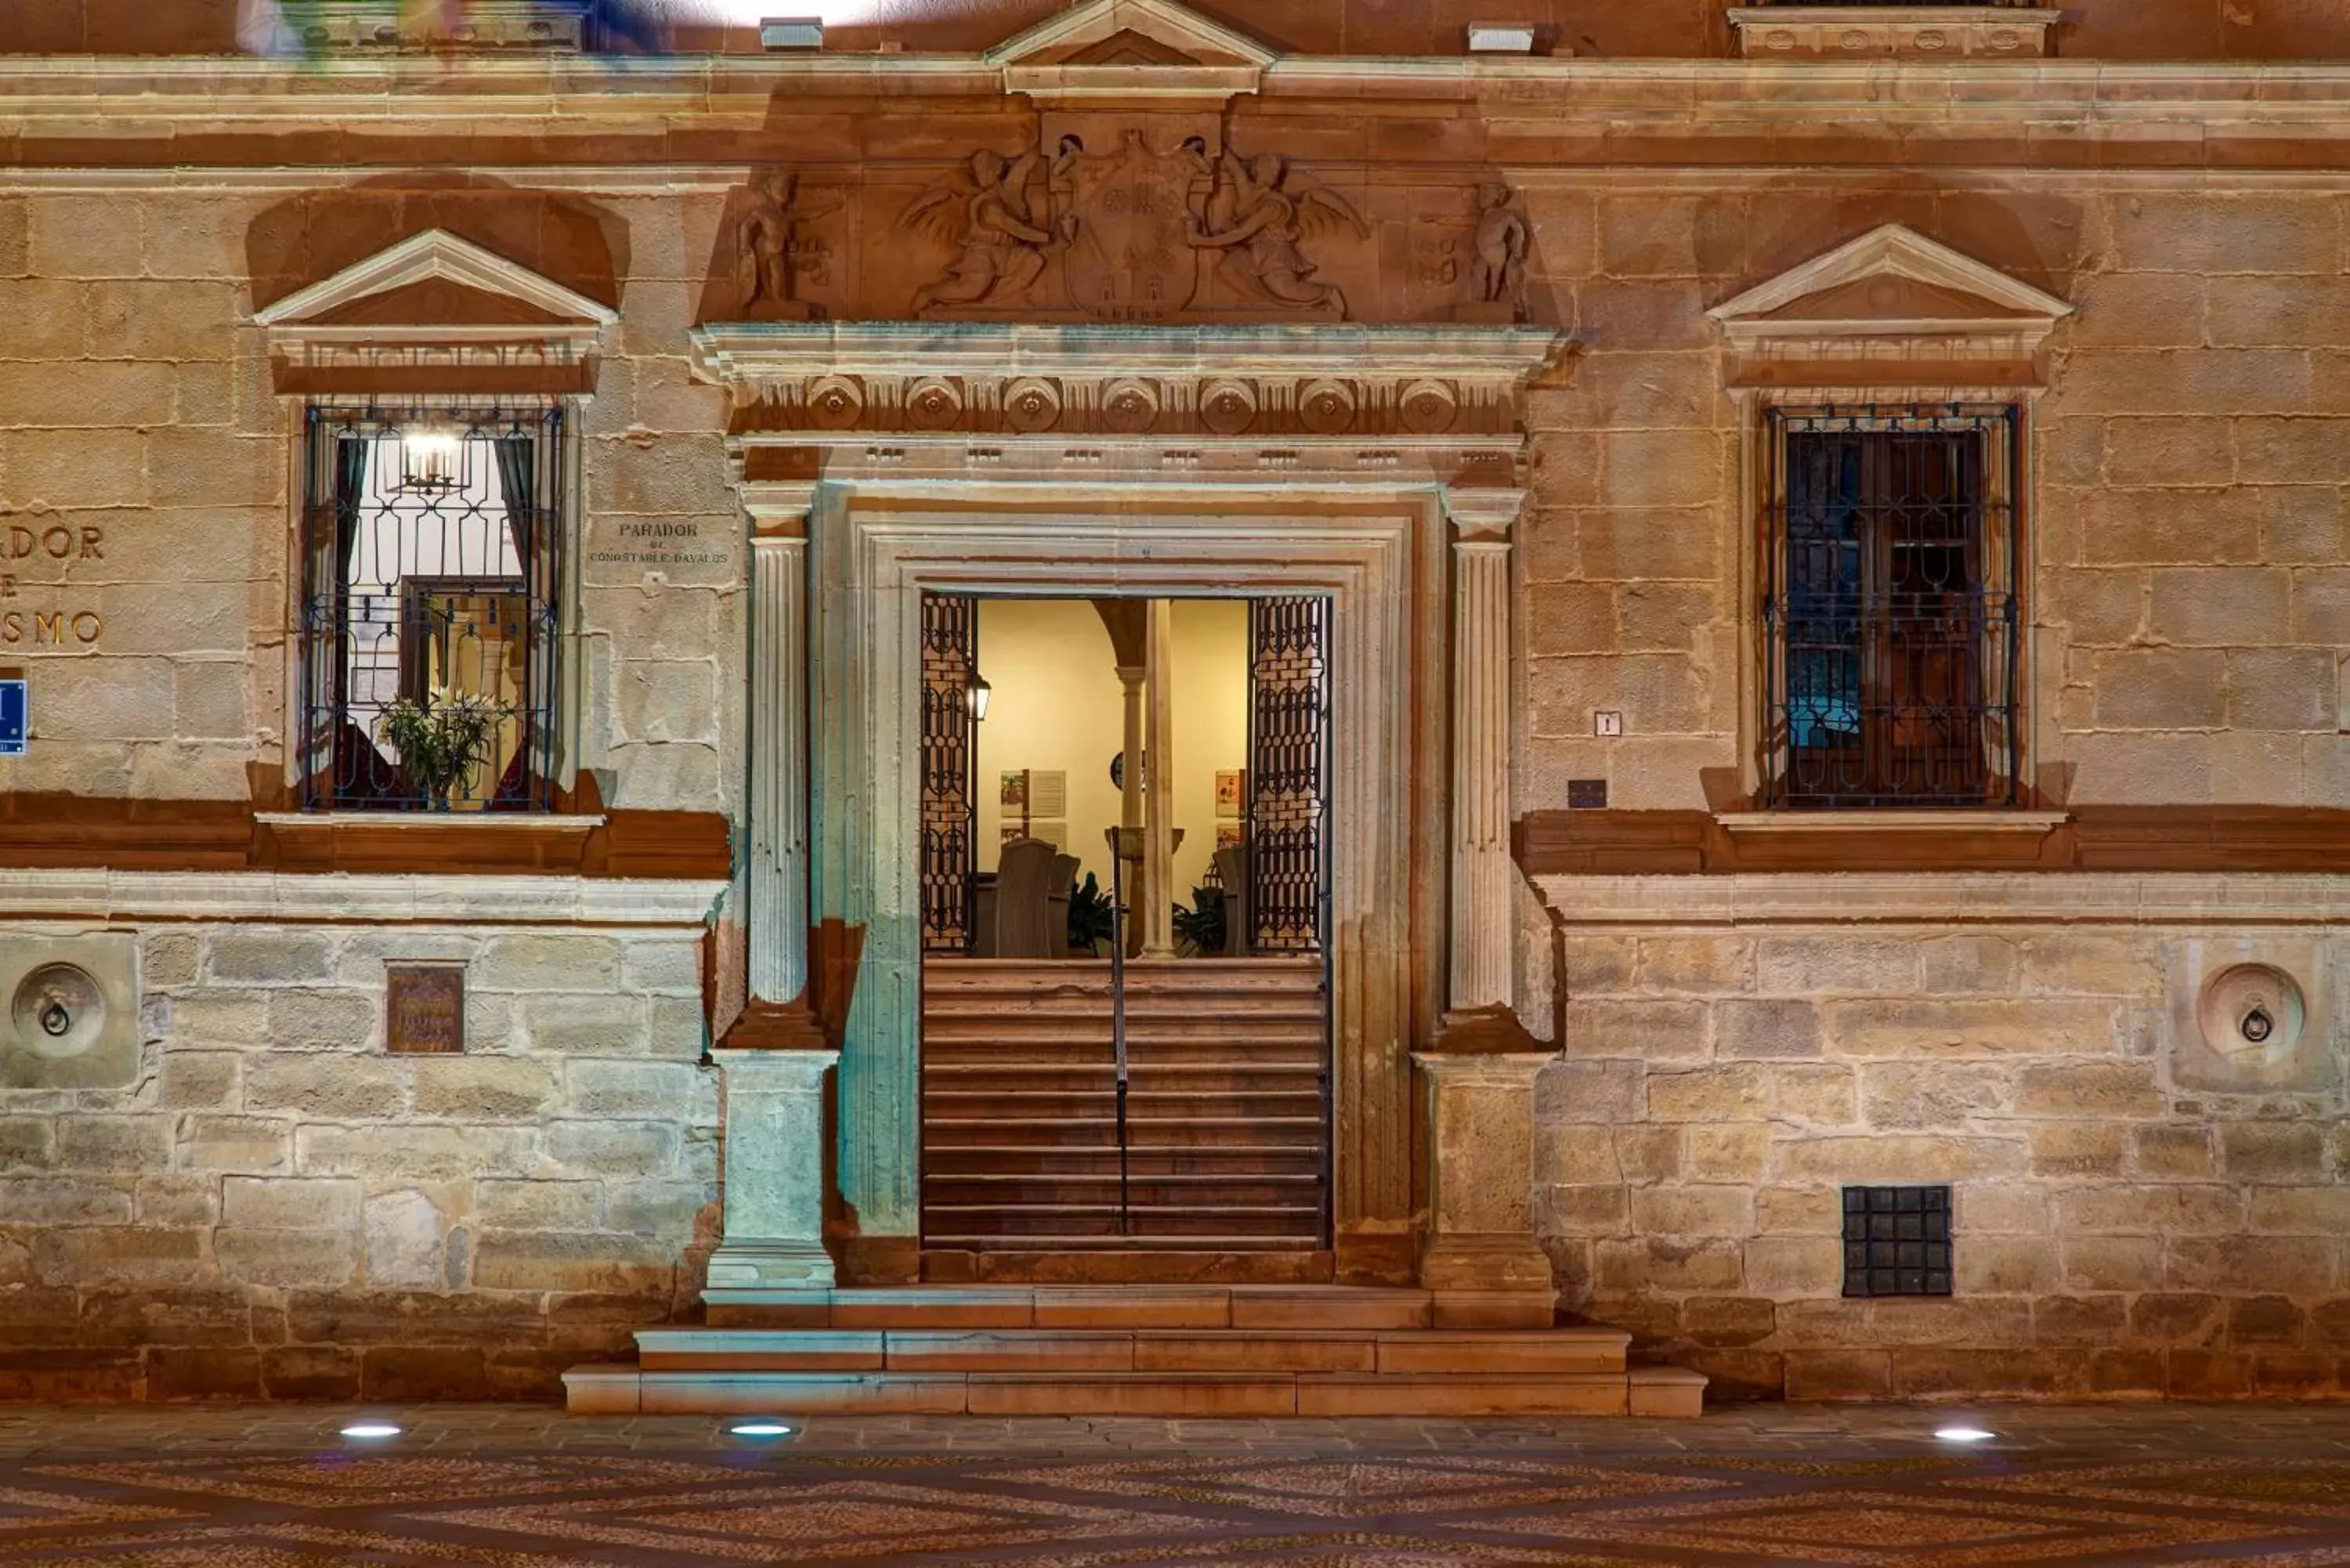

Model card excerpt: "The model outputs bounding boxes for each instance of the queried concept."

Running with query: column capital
[739,479,821,536]
[1443,485,1529,543]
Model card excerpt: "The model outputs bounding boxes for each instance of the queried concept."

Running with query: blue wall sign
[0,680,24,757]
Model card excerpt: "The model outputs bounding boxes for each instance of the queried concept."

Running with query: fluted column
[743,483,816,1007]
[1446,490,1528,1017]
[749,537,809,1003]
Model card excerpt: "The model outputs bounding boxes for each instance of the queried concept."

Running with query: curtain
[489,432,542,806]
[324,435,373,792]
[492,435,534,570]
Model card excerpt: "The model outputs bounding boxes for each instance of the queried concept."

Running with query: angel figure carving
[1185,152,1368,316]
[737,170,841,313]
[899,150,1072,315]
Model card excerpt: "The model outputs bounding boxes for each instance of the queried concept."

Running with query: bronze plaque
[385,964,465,1055]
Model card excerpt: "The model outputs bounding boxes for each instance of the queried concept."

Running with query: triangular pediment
[985,0,1277,71]
[255,229,618,334]
[1708,224,2074,337]
[1066,27,1202,67]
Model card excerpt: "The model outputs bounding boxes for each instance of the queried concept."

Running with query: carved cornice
[1727,7,2061,61]
[252,0,586,53]
[690,323,1567,455]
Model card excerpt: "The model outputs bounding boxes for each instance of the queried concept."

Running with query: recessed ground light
[728,1420,796,1438]
[339,1422,403,1440]
[1935,1425,1997,1443]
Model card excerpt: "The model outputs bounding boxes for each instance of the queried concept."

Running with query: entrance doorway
[916,593,1333,1278]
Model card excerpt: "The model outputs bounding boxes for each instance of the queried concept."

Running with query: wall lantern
[967,674,992,723]
[1467,22,1538,52]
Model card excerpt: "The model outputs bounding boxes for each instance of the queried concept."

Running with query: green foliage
[1172,883,1226,958]
[1067,871,1115,955]
[375,688,500,806]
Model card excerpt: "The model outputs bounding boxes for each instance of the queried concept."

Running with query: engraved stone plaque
[386,964,465,1055]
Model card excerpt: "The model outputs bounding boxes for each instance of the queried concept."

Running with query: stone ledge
[1528,870,2350,925]
[1714,811,2070,836]
[0,869,727,925]
[1728,7,2062,60]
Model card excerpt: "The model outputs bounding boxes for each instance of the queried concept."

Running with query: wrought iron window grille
[1759,402,2024,811]
[298,402,567,814]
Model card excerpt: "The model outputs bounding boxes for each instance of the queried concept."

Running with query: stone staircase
[920,958,1329,1264]
[564,1286,1707,1418]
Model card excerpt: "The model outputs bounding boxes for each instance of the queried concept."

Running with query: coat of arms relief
[896,119,1370,323]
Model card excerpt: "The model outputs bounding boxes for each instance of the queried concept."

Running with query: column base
[718,999,829,1050]
[704,1239,837,1295]
[1432,1004,1549,1054]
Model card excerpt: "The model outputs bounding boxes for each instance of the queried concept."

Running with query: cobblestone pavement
[2,1403,2349,1564]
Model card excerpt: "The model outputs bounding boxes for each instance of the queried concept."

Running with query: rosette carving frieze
[689,323,1571,484]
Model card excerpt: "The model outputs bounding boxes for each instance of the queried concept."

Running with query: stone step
[916,1248,1337,1288]
[923,1115,1324,1147]
[924,1089,1325,1118]
[920,1205,1323,1239]
[925,958,1321,988]
[633,1326,1632,1377]
[566,1363,1697,1418]
[692,1284,1440,1331]
[924,1232,1323,1252]
[924,1063,1326,1093]
[921,1145,1323,1176]
[924,1173,1321,1206]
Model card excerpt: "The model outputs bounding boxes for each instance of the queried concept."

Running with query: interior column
[1141,598,1178,957]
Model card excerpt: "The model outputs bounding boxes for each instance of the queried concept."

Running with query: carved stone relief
[736,170,843,319]
[898,118,1370,323]
[900,150,1069,315]
[1185,150,1367,317]
[1469,182,1531,321]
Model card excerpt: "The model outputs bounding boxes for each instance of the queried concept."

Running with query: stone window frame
[286,395,585,816]
[1746,392,2031,813]
[1707,224,2076,829]
[251,227,616,825]
[1732,383,2052,822]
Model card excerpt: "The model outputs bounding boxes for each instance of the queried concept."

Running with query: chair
[992,836,1062,959]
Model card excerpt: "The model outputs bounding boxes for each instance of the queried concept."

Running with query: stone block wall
[1516,178,2350,811]
[0,184,742,815]
[1531,876,2350,1400]
[0,902,718,1400]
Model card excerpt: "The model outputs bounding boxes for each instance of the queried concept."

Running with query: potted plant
[1172,883,1226,957]
[375,687,501,811]
[1067,872,1115,956]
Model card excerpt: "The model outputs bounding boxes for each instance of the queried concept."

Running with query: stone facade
[1531,877,2350,1400]
[0,0,2345,1400]
[0,882,721,1399]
